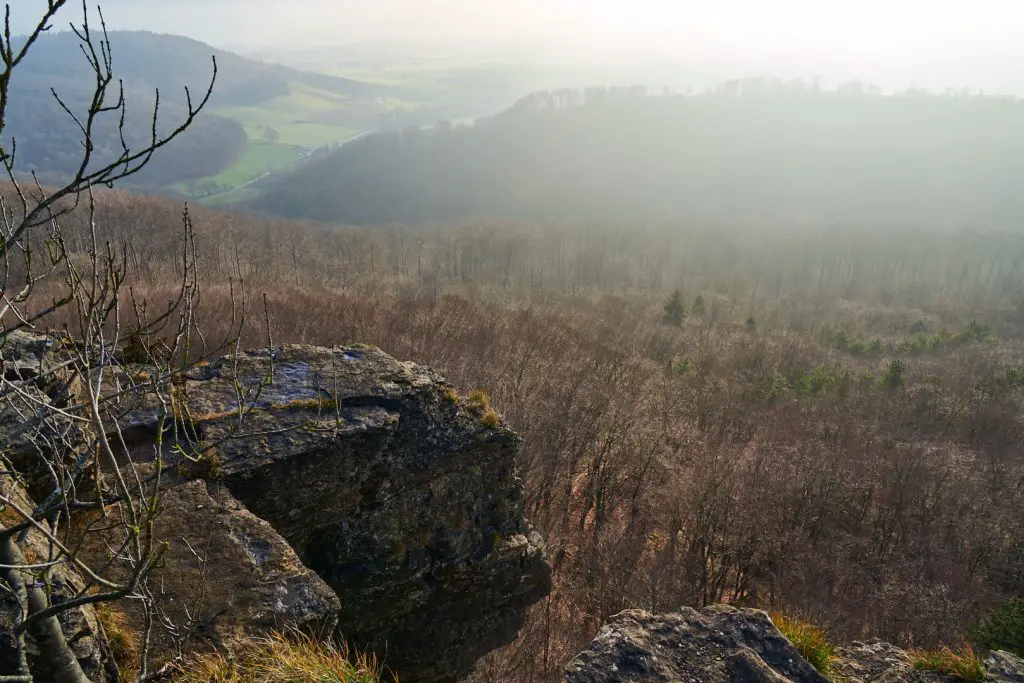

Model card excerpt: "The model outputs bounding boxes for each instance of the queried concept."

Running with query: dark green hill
[255,83,1024,230]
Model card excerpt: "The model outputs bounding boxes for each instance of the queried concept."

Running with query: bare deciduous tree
[0,2,225,681]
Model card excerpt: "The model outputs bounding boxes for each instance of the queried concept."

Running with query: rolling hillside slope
[5,31,391,194]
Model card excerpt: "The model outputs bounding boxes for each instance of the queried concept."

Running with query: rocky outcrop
[568,607,1024,683]
[565,606,830,683]
[1,340,549,681]
[985,650,1024,682]
[0,337,549,681]
[832,641,1024,682]
[178,345,550,682]
[109,343,550,682]
[0,330,60,382]
[831,640,956,682]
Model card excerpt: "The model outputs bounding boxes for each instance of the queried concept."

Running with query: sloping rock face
[0,333,84,502]
[1,341,549,681]
[0,330,60,381]
[146,344,550,683]
[0,476,110,682]
[832,640,956,682]
[565,606,831,683]
[985,650,1024,682]
[76,479,341,669]
[569,608,1024,683]
[833,641,1024,682]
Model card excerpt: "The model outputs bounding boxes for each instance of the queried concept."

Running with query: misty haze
[2,2,1024,683]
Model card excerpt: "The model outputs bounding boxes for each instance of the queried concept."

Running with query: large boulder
[565,605,831,683]
[127,344,550,683]
[832,640,956,682]
[75,479,341,671]
[568,608,1024,683]
[0,331,85,502]
[0,330,60,382]
[985,650,1024,683]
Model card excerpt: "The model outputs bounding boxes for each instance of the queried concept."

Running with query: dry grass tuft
[96,601,140,680]
[481,408,501,428]
[188,409,242,422]
[464,390,490,414]
[909,644,985,682]
[270,397,339,412]
[171,631,389,683]
[772,613,835,678]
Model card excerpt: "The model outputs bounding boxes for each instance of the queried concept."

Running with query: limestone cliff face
[173,344,551,682]
[1,340,550,682]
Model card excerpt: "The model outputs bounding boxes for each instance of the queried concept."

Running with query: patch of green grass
[203,185,263,207]
[317,66,435,87]
[273,123,363,148]
[208,141,303,187]
[910,645,985,682]
[771,613,835,678]
[172,79,374,201]
[171,141,303,198]
[212,82,367,148]
[215,83,344,125]
[379,97,420,113]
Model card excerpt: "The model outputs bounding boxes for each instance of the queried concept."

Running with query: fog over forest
[16,0,1024,93]
[5,2,1024,682]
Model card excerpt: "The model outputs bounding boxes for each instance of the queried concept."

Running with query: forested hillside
[27,189,1024,680]
[258,82,1024,228]
[4,31,381,190]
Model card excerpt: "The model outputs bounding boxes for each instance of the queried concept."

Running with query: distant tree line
[258,82,1024,229]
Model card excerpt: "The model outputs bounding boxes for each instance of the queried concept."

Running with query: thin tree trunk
[0,536,91,683]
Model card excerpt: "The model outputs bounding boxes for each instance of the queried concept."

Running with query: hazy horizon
[16,0,1024,94]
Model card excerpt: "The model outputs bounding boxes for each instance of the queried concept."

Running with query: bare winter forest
[7,1,1024,680]
[32,190,1024,680]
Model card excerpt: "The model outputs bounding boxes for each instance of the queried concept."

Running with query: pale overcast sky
[16,0,1024,92]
